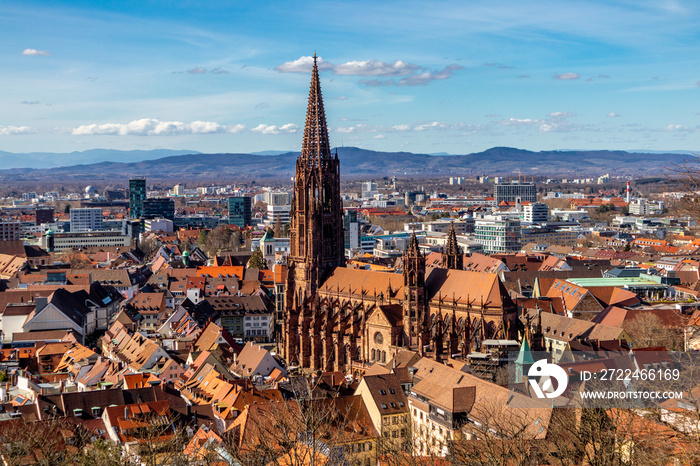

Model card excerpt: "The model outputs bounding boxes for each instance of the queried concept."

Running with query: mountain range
[0,147,695,181]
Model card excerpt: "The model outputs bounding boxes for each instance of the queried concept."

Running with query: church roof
[320,267,404,297]
[424,267,515,310]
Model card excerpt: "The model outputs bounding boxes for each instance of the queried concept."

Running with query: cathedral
[282,56,518,374]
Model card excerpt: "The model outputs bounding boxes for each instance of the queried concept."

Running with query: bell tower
[403,232,429,349]
[283,54,345,366]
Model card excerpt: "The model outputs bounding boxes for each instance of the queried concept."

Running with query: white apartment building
[474,214,521,254]
[70,208,103,232]
[523,202,549,223]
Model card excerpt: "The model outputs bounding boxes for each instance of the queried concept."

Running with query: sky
[1,0,699,156]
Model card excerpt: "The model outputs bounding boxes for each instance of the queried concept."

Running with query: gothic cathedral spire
[283,54,345,368]
[442,221,463,270]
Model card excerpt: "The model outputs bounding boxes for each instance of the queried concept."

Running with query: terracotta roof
[526,309,627,343]
[320,267,405,297]
[592,306,688,329]
[358,373,409,415]
[424,268,515,310]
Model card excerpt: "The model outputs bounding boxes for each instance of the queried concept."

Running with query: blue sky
[1,0,699,155]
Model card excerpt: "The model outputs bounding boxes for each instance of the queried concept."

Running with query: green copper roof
[515,338,535,366]
[260,229,274,242]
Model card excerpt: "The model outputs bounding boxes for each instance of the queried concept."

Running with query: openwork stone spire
[442,221,463,270]
[284,53,344,369]
[301,54,332,166]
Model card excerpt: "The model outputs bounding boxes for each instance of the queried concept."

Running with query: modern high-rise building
[228,196,252,228]
[474,214,522,254]
[523,202,549,223]
[70,208,103,232]
[361,181,378,199]
[143,198,175,220]
[494,180,537,204]
[129,178,146,219]
[343,209,360,252]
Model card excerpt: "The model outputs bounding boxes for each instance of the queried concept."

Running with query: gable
[24,303,82,333]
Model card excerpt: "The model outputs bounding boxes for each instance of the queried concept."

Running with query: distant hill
[0,146,695,181]
[0,148,200,169]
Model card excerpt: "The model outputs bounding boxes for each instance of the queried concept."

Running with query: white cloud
[22,48,49,56]
[372,134,386,139]
[228,124,246,134]
[398,65,464,86]
[251,123,298,135]
[665,124,692,132]
[276,56,462,86]
[0,125,34,135]
[335,127,357,134]
[334,60,420,77]
[335,96,348,100]
[550,111,575,118]
[183,67,229,75]
[275,56,332,73]
[414,121,442,131]
[497,118,541,126]
[554,72,580,80]
[607,112,620,117]
[71,118,231,136]
[392,124,410,131]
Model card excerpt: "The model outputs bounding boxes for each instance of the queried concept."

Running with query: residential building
[355,373,411,453]
[263,191,292,205]
[0,222,21,241]
[228,196,252,228]
[474,214,522,254]
[523,202,549,223]
[129,177,146,219]
[230,341,286,379]
[70,207,103,232]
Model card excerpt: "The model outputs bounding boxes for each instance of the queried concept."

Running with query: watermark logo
[528,359,568,399]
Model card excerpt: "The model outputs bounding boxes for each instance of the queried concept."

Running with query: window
[392,430,398,438]
[389,388,395,394]
[380,389,386,395]
[381,403,388,409]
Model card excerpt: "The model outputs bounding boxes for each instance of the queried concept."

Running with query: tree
[248,246,267,270]
[197,230,208,246]
[624,313,682,350]
[229,393,376,466]
[274,217,284,238]
[138,237,160,260]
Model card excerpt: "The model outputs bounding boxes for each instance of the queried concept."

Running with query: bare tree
[229,393,377,466]
[624,313,683,350]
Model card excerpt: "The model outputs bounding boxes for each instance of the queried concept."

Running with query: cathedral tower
[403,232,429,349]
[283,54,345,368]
